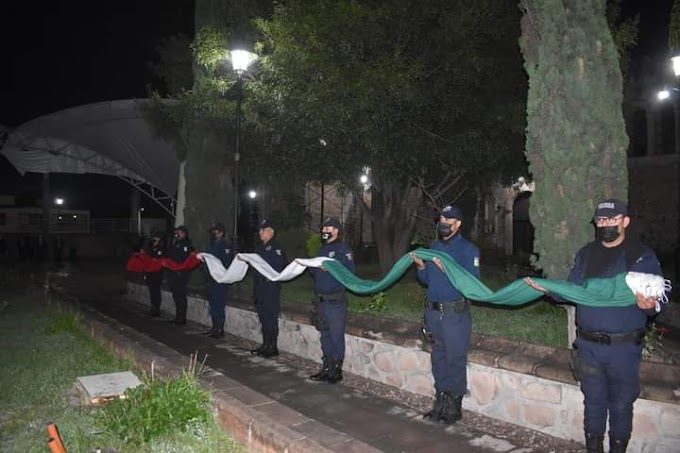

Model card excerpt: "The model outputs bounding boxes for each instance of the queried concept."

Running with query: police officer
[250,220,287,358]
[526,199,662,453]
[144,229,166,317]
[308,217,355,384]
[167,225,194,325]
[204,222,233,338]
[410,205,479,425]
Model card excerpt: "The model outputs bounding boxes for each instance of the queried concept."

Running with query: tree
[251,0,526,272]
[519,0,629,279]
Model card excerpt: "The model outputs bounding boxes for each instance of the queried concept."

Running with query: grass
[227,263,568,348]
[0,270,244,453]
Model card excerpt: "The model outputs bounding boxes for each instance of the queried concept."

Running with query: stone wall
[127,282,680,453]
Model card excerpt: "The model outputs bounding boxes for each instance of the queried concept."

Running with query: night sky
[0,0,673,217]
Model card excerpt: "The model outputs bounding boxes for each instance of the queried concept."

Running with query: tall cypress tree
[519,0,629,278]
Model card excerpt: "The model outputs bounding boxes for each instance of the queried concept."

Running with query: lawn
[0,268,244,453]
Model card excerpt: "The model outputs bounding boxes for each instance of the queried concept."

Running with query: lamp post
[230,49,257,249]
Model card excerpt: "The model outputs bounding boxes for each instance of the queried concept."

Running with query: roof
[0,99,180,196]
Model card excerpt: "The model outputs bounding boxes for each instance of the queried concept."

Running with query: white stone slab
[76,371,142,405]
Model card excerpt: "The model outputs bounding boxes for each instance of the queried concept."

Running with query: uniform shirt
[418,234,480,302]
[567,236,662,333]
[254,238,287,286]
[144,239,166,260]
[167,237,193,264]
[311,240,355,294]
[207,237,233,283]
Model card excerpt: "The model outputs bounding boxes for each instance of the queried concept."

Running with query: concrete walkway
[52,262,585,452]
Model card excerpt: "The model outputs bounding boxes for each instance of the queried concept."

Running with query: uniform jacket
[311,239,355,294]
[567,236,662,333]
[167,237,194,265]
[253,238,287,288]
[418,233,480,302]
[207,237,233,284]
[144,237,166,273]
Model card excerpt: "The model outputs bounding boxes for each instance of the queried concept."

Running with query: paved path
[54,261,585,452]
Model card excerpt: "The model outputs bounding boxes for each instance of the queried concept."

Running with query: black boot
[251,332,267,355]
[326,359,343,384]
[202,323,216,335]
[258,332,279,358]
[309,357,331,381]
[437,392,463,425]
[209,326,225,338]
[423,391,445,421]
[609,437,628,453]
[585,433,604,453]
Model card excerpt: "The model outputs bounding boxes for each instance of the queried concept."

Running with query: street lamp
[230,49,257,248]
[54,197,64,206]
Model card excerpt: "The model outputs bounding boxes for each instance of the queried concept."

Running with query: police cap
[321,217,343,233]
[441,205,463,221]
[594,198,628,219]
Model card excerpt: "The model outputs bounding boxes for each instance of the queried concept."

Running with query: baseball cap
[209,222,226,233]
[174,225,188,233]
[321,217,343,233]
[259,219,275,230]
[594,198,627,218]
[441,205,463,220]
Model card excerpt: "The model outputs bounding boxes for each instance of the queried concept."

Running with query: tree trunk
[368,181,421,274]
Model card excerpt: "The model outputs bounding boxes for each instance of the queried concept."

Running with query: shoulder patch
[266,245,271,251]
[346,252,353,261]
[225,248,231,255]
[328,251,336,258]
[275,249,282,256]
[473,256,480,267]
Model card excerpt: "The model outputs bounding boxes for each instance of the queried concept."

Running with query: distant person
[525,199,663,453]
[203,222,233,338]
[410,205,479,425]
[308,217,355,384]
[144,230,166,317]
[167,225,194,326]
[250,220,287,358]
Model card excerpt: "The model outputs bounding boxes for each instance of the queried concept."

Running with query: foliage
[44,308,83,336]
[150,34,194,95]
[670,0,680,55]
[250,0,527,270]
[606,0,639,79]
[98,369,210,445]
[349,291,387,315]
[519,0,629,278]
[305,231,323,258]
[642,322,667,360]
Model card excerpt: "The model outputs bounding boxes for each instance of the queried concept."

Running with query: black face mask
[437,222,453,239]
[320,232,332,243]
[596,226,620,243]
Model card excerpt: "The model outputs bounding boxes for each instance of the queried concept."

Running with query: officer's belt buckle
[594,333,611,345]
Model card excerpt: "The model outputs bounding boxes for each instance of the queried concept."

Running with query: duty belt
[316,291,346,302]
[429,298,469,313]
[577,328,645,345]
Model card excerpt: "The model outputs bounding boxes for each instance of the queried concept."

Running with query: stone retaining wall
[126,282,680,453]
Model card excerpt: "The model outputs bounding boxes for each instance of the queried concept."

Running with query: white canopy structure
[0,99,180,215]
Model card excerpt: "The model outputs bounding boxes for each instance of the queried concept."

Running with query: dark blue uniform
[144,237,166,316]
[207,238,233,332]
[309,240,355,362]
[418,234,480,397]
[253,238,286,346]
[167,236,193,323]
[567,237,662,442]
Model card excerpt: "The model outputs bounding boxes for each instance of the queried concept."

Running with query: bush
[98,367,209,445]
[305,232,323,258]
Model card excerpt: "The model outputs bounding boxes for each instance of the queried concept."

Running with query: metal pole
[320,182,325,226]
[233,75,243,248]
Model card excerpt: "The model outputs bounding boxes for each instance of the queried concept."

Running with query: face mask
[596,226,620,243]
[320,232,331,243]
[437,222,452,239]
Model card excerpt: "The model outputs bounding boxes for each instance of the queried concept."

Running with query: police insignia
[275,249,282,255]
[183,246,188,252]
[329,251,335,258]
[266,245,271,251]
[226,249,231,254]
[474,257,480,267]
[346,253,353,261]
